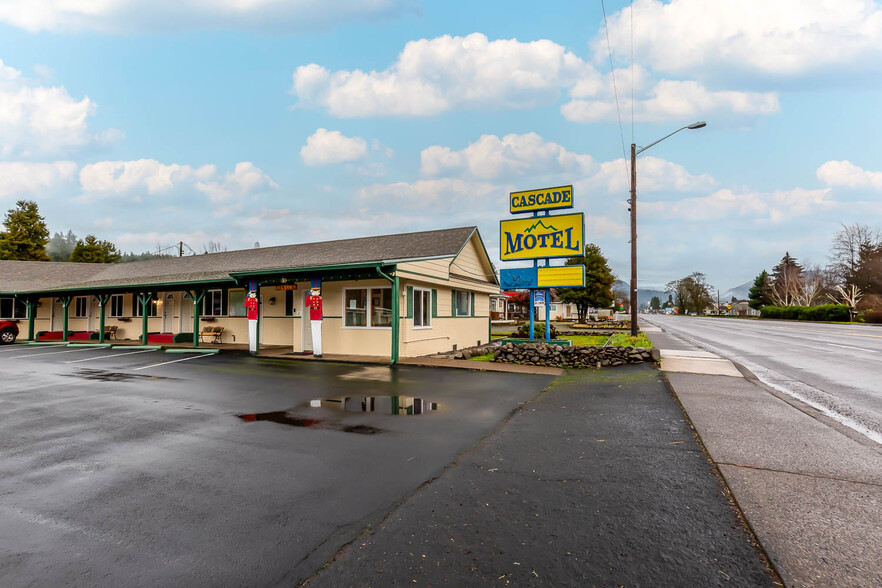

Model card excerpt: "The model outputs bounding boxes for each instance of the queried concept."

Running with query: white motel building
[0,227,500,363]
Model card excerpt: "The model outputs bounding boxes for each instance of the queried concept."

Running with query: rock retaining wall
[494,342,660,368]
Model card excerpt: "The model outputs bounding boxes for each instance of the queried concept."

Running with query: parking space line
[65,349,159,364]
[132,353,214,371]
[8,348,97,359]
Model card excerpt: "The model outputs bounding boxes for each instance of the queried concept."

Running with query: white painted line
[132,353,213,371]
[8,347,97,359]
[827,343,878,353]
[64,349,159,364]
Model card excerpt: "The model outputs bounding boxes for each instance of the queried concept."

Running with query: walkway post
[188,289,206,348]
[97,293,110,343]
[60,296,72,342]
[377,266,399,365]
[138,293,151,344]
[26,299,36,341]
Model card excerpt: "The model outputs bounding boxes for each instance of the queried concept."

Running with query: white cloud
[641,187,834,222]
[817,160,882,189]
[0,0,408,33]
[196,162,277,204]
[358,178,501,212]
[0,161,77,198]
[562,79,779,124]
[584,156,714,194]
[114,230,231,253]
[596,0,882,77]
[420,132,595,180]
[79,159,216,196]
[0,59,113,158]
[300,128,368,166]
[292,33,594,117]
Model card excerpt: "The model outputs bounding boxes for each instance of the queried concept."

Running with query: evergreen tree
[663,294,673,308]
[557,243,614,322]
[70,235,121,263]
[0,200,50,261]
[649,295,661,310]
[771,252,803,306]
[46,230,79,262]
[748,270,773,309]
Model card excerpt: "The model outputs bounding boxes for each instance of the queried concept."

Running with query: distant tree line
[0,200,226,264]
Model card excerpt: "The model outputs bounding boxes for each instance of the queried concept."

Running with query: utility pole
[629,143,638,336]
[179,241,184,257]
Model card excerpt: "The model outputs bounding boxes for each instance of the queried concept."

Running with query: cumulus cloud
[596,0,882,77]
[300,128,368,166]
[0,59,114,158]
[562,79,779,123]
[78,159,276,215]
[817,160,882,189]
[584,156,715,194]
[292,33,594,117]
[420,133,595,180]
[0,161,77,198]
[641,187,834,222]
[0,0,408,33]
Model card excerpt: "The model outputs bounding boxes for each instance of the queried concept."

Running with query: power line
[600,0,629,183]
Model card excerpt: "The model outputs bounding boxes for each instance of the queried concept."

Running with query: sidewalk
[645,327,882,587]
[305,365,776,586]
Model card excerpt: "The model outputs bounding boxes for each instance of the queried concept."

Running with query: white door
[301,291,313,352]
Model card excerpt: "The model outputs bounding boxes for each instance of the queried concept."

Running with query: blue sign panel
[500,267,538,290]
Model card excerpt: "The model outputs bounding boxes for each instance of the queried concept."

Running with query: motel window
[228,289,246,317]
[74,296,89,318]
[0,297,27,319]
[413,288,431,328]
[203,289,223,317]
[133,294,158,317]
[453,290,472,317]
[109,294,124,318]
[344,287,392,328]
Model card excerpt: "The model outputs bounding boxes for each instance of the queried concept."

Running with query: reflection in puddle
[237,411,383,435]
[309,396,439,416]
[63,369,167,382]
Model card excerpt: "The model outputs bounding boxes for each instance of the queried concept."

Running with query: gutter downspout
[376,265,399,365]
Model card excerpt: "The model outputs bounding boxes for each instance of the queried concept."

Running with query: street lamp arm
[635,121,706,155]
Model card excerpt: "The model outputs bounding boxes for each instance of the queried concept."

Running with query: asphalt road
[0,345,553,586]
[642,315,882,444]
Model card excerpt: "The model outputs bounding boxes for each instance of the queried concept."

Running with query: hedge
[760,304,851,322]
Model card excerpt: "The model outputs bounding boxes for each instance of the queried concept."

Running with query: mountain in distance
[612,280,668,308]
[721,280,752,302]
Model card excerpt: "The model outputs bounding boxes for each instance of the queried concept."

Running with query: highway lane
[642,315,882,444]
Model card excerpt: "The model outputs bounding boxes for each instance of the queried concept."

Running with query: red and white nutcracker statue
[306,287,323,357]
[245,290,260,355]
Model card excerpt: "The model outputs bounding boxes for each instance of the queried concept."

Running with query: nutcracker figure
[245,290,259,354]
[305,287,323,357]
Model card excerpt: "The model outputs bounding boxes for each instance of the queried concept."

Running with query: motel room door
[301,290,313,353]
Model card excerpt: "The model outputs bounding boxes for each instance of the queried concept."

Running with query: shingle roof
[0,226,478,294]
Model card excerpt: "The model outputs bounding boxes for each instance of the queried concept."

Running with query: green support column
[27,299,37,341]
[188,289,206,348]
[138,293,152,344]
[60,296,72,341]
[377,266,399,365]
[96,293,110,343]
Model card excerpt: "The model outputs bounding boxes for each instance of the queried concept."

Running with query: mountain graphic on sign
[523,220,558,233]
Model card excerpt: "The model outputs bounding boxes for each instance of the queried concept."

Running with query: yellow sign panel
[499,213,584,261]
[509,185,573,214]
[537,265,585,288]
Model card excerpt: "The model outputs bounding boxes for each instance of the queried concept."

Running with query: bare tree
[666,272,713,315]
[794,264,831,306]
[828,223,881,285]
[828,283,863,308]
[201,240,228,254]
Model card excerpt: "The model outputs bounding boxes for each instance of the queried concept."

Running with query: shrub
[760,304,851,322]
[515,321,558,339]
[860,310,882,324]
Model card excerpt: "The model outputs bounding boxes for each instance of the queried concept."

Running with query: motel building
[0,227,499,363]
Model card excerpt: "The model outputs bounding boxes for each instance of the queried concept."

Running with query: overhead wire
[599,0,630,184]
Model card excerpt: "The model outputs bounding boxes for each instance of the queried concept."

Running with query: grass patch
[561,335,608,346]
[467,353,495,362]
[608,333,653,348]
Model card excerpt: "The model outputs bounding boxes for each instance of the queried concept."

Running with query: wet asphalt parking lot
[0,344,554,586]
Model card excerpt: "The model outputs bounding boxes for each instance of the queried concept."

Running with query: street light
[629,121,706,336]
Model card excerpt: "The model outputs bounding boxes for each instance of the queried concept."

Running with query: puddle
[63,369,168,382]
[237,411,383,435]
[309,396,439,415]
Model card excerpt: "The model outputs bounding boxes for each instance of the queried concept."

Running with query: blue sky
[1,0,881,291]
